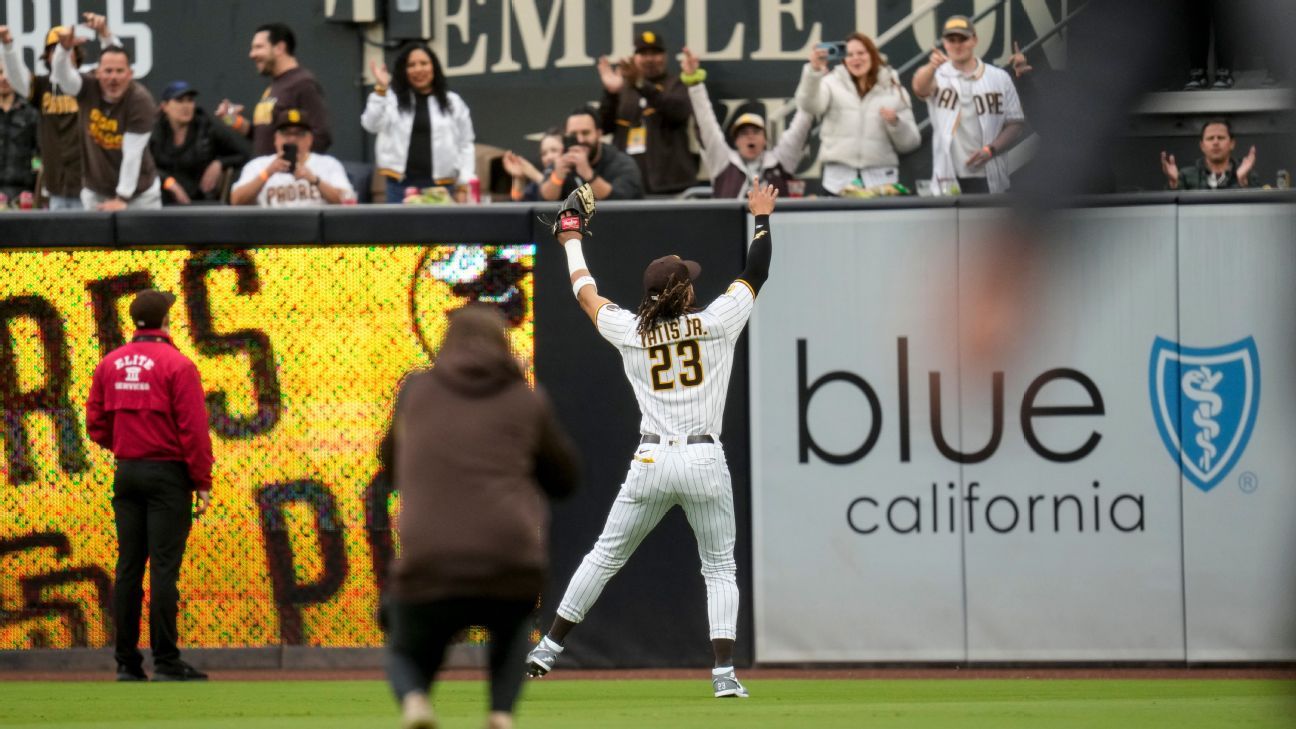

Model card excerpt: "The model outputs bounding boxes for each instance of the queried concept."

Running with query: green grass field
[1,679,1293,728]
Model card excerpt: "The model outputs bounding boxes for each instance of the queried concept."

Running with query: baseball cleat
[525,641,560,678]
[712,669,749,698]
[549,183,595,238]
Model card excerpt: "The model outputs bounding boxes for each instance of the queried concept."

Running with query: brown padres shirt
[250,66,332,155]
[76,75,157,199]
[29,75,83,198]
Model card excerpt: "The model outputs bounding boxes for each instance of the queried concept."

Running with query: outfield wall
[0,203,754,670]
[1,196,1292,669]
[750,198,1296,662]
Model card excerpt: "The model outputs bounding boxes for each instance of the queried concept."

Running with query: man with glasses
[913,15,1025,194]
[230,108,353,207]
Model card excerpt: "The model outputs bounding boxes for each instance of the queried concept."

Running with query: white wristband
[571,275,595,298]
[563,239,588,276]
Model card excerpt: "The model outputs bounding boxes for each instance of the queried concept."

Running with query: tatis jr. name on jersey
[640,316,706,347]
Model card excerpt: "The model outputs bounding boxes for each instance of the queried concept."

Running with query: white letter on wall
[108,0,153,77]
[493,0,593,72]
[610,0,673,59]
[854,0,877,40]
[751,0,821,61]
[684,0,743,61]
[435,0,488,76]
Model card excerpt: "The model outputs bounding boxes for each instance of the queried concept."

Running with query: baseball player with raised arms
[525,179,777,698]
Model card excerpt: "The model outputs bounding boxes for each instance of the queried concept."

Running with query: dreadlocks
[636,276,693,340]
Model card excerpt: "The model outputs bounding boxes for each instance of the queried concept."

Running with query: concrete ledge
[1134,88,1296,115]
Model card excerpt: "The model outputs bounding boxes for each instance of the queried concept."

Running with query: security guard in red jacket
[86,289,213,682]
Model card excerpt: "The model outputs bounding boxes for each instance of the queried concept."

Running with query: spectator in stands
[539,108,643,201]
[0,13,118,209]
[597,30,697,195]
[216,23,331,156]
[501,129,562,201]
[230,108,354,207]
[796,32,920,195]
[150,81,251,205]
[51,36,160,210]
[362,41,476,203]
[379,304,579,729]
[1184,1,1234,89]
[912,15,1026,194]
[0,63,39,202]
[1160,119,1255,190]
[679,48,812,198]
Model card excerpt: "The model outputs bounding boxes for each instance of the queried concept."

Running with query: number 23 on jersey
[648,340,703,391]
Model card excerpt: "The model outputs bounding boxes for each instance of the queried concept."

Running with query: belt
[640,434,714,445]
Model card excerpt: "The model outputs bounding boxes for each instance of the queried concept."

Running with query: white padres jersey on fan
[596,279,756,436]
[235,153,356,208]
[925,59,1023,192]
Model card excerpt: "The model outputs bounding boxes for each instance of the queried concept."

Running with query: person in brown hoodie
[380,304,580,729]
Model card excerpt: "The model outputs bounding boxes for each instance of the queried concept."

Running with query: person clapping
[363,41,476,203]
[1160,119,1256,190]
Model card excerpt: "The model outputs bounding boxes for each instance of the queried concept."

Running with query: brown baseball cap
[643,255,701,296]
[941,15,975,38]
[634,30,665,53]
[273,107,311,132]
[129,289,176,329]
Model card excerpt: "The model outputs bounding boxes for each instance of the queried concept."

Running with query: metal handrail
[914,1,1090,133]
[875,0,945,49]
[1016,0,1089,57]
[895,0,1011,77]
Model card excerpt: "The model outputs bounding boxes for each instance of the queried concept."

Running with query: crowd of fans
[0,12,1281,211]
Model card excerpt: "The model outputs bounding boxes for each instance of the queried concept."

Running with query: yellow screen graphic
[0,244,535,648]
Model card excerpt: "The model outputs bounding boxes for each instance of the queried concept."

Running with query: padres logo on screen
[0,244,535,650]
[412,245,534,359]
[1149,336,1261,492]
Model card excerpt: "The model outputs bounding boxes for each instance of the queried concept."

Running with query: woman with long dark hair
[362,41,476,202]
[795,32,920,195]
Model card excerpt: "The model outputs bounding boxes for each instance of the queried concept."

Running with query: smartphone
[816,41,847,62]
[282,143,298,173]
[562,134,580,152]
[73,25,97,41]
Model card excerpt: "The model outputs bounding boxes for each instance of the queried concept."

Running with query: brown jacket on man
[600,73,698,195]
[382,306,580,604]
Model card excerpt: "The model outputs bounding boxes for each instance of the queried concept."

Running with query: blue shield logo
[1149,337,1260,492]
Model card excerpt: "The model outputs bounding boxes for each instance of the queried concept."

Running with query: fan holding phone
[796,32,920,195]
[230,108,356,207]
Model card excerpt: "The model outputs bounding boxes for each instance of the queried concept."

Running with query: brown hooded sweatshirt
[383,306,580,603]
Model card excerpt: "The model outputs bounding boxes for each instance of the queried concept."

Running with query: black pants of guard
[112,459,193,672]
[386,597,533,713]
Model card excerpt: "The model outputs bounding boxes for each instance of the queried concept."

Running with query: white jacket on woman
[361,90,476,184]
[795,63,920,186]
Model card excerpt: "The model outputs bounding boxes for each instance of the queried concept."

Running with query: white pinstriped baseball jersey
[926,59,1023,191]
[595,279,756,436]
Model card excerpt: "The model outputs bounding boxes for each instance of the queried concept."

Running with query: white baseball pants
[556,437,739,640]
